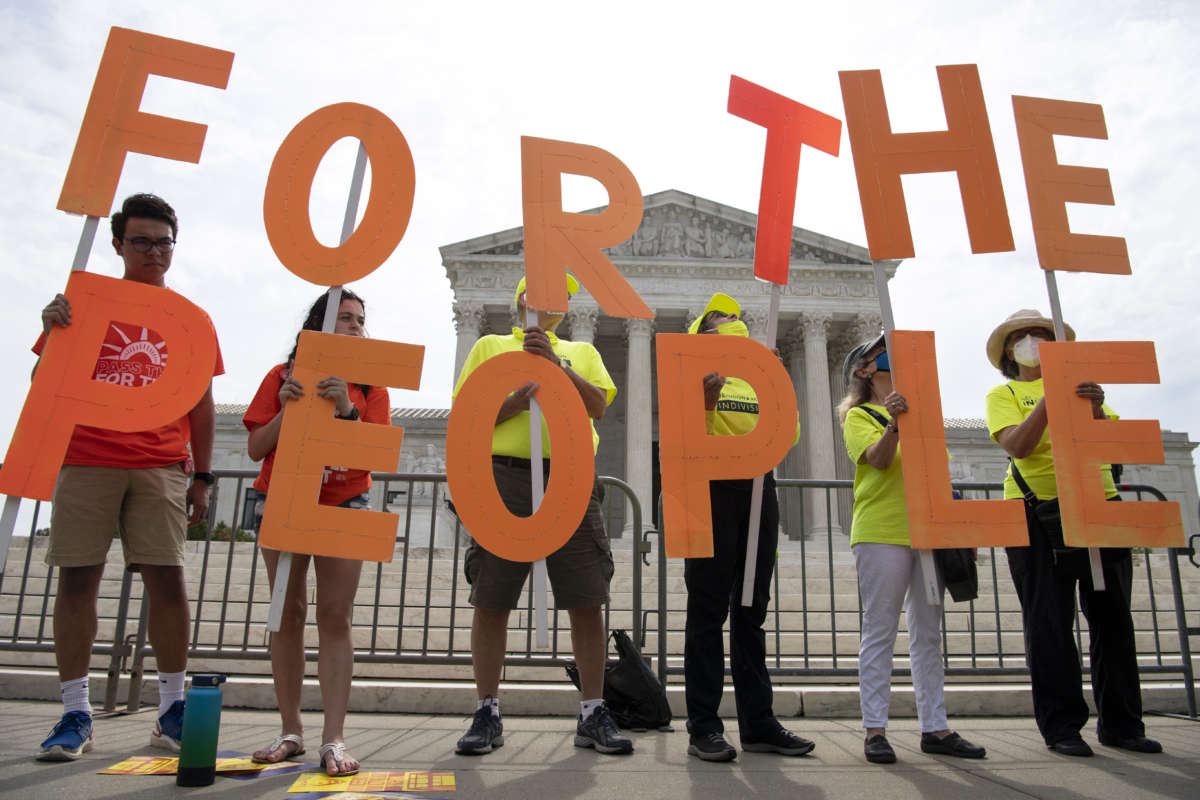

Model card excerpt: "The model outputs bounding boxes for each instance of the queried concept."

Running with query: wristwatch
[192,471,215,485]
[337,407,360,421]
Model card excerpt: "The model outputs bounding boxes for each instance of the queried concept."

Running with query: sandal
[319,741,360,777]
[251,733,305,763]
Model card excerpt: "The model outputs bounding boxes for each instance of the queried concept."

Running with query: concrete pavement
[0,700,1196,799]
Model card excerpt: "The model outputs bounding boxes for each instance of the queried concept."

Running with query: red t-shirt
[243,363,392,507]
[33,315,224,469]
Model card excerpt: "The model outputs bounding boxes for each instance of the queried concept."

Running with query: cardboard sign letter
[520,136,650,318]
[445,351,595,562]
[655,333,797,557]
[1040,341,1183,548]
[57,27,234,217]
[890,331,1028,548]
[838,65,1013,259]
[263,103,416,286]
[1012,96,1129,275]
[257,331,424,561]
[0,271,217,500]
[727,75,842,284]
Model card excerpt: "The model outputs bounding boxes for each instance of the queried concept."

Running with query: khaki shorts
[463,459,613,609]
[48,464,188,568]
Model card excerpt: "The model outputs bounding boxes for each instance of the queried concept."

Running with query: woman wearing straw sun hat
[983,309,1161,758]
[837,333,986,765]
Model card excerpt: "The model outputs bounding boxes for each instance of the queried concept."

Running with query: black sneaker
[688,731,737,762]
[574,705,633,755]
[741,726,815,756]
[864,734,896,764]
[1047,734,1093,757]
[456,706,503,755]
[1097,732,1163,753]
[920,731,986,759]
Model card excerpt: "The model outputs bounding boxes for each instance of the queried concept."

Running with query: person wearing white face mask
[984,309,1161,758]
[681,293,812,763]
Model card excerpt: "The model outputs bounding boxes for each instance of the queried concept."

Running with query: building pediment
[439,189,871,265]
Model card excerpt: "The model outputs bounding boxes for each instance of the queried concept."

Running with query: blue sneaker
[38,711,94,761]
[151,700,185,752]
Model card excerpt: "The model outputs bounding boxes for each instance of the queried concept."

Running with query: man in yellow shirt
[683,293,813,762]
[451,275,631,757]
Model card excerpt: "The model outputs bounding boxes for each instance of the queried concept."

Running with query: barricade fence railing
[0,471,1194,717]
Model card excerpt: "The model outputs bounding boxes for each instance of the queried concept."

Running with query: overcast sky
[1,1,1197,510]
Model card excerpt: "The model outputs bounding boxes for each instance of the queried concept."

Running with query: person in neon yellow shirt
[984,309,1160,757]
[839,333,985,765]
[682,293,813,763]
[450,275,631,758]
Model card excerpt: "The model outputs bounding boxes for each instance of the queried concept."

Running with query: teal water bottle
[176,674,227,787]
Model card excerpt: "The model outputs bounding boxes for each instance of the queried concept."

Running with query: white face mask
[1012,335,1041,367]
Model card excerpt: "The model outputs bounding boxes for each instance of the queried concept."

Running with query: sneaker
[1047,734,1093,757]
[741,726,816,756]
[456,706,503,755]
[574,705,633,755]
[864,734,896,764]
[151,699,185,752]
[920,731,986,759]
[1097,732,1163,753]
[688,731,737,762]
[37,711,94,761]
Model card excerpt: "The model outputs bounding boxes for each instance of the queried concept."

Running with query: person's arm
[247,371,304,460]
[994,398,1048,459]
[32,294,72,379]
[859,393,906,471]
[521,327,607,419]
[186,384,216,524]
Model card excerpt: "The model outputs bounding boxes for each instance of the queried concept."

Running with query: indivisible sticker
[288,770,456,793]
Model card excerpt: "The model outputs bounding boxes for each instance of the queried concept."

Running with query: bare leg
[251,548,310,761]
[313,554,363,775]
[471,607,511,699]
[139,565,191,673]
[567,607,606,700]
[53,565,106,682]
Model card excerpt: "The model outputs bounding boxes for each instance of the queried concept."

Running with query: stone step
[0,667,1191,718]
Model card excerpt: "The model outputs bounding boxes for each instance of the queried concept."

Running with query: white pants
[854,542,949,732]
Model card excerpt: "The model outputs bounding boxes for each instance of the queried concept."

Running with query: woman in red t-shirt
[243,289,389,777]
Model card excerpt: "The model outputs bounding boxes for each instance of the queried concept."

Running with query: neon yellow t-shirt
[844,404,909,547]
[984,378,1117,501]
[452,328,617,458]
[705,376,802,446]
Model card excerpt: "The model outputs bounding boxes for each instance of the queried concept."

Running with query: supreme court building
[210,190,1199,544]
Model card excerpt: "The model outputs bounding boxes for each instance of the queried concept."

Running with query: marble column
[566,306,599,345]
[623,317,654,537]
[801,312,842,537]
[452,301,486,383]
[781,328,807,539]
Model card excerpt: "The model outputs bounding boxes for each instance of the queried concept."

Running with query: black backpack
[565,629,673,731]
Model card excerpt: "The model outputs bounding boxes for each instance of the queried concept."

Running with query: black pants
[683,475,779,739]
[1006,502,1145,745]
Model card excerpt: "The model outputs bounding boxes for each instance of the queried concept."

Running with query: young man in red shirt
[35,194,224,761]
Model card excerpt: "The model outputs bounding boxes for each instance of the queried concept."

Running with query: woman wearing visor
[838,334,985,764]
[984,309,1160,757]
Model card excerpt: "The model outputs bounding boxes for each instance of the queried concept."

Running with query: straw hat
[985,309,1075,369]
[686,292,741,334]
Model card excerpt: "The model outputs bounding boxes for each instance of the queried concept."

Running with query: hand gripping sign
[889,330,1028,548]
[655,333,797,558]
[58,27,234,217]
[257,332,424,562]
[1040,341,1184,548]
[445,351,595,562]
[0,271,218,500]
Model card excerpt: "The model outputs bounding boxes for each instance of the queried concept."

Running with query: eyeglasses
[124,236,176,253]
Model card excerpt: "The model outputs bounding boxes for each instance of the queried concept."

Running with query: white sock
[61,677,91,716]
[580,698,604,719]
[158,671,186,717]
[477,696,500,717]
